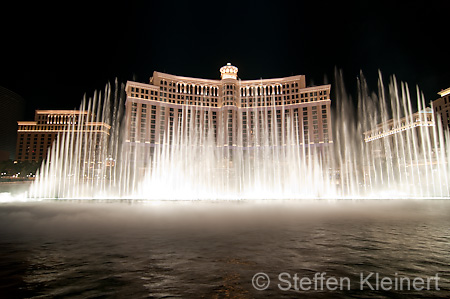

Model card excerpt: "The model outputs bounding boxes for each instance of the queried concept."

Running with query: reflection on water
[0,200,449,298]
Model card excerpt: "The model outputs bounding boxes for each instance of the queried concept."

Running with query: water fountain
[29,72,450,200]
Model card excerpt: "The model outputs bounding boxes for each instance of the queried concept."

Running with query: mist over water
[0,200,449,298]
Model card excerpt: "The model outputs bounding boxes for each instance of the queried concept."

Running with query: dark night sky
[1,0,449,119]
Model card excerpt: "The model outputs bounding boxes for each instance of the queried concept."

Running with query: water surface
[0,200,449,298]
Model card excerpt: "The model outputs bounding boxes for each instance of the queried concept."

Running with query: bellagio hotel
[125,63,332,148]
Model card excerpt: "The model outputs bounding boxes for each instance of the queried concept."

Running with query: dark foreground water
[0,199,449,298]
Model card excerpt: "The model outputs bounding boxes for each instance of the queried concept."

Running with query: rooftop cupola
[219,63,238,80]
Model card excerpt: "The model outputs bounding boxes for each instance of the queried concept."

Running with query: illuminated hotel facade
[363,107,436,163]
[432,87,450,130]
[16,110,110,162]
[363,108,435,143]
[124,63,332,148]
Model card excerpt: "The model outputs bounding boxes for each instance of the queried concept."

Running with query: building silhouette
[0,86,24,160]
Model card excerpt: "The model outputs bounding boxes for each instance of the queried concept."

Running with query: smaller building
[432,87,450,130]
[15,110,110,162]
[363,108,436,166]
[364,108,434,143]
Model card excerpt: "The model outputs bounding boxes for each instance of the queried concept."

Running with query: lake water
[0,199,449,298]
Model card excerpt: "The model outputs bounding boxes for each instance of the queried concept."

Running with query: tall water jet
[29,68,450,200]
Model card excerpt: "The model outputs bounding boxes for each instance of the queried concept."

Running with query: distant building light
[438,87,450,97]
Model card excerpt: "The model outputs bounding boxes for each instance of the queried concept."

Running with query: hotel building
[124,63,332,148]
[432,87,450,130]
[16,110,110,162]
